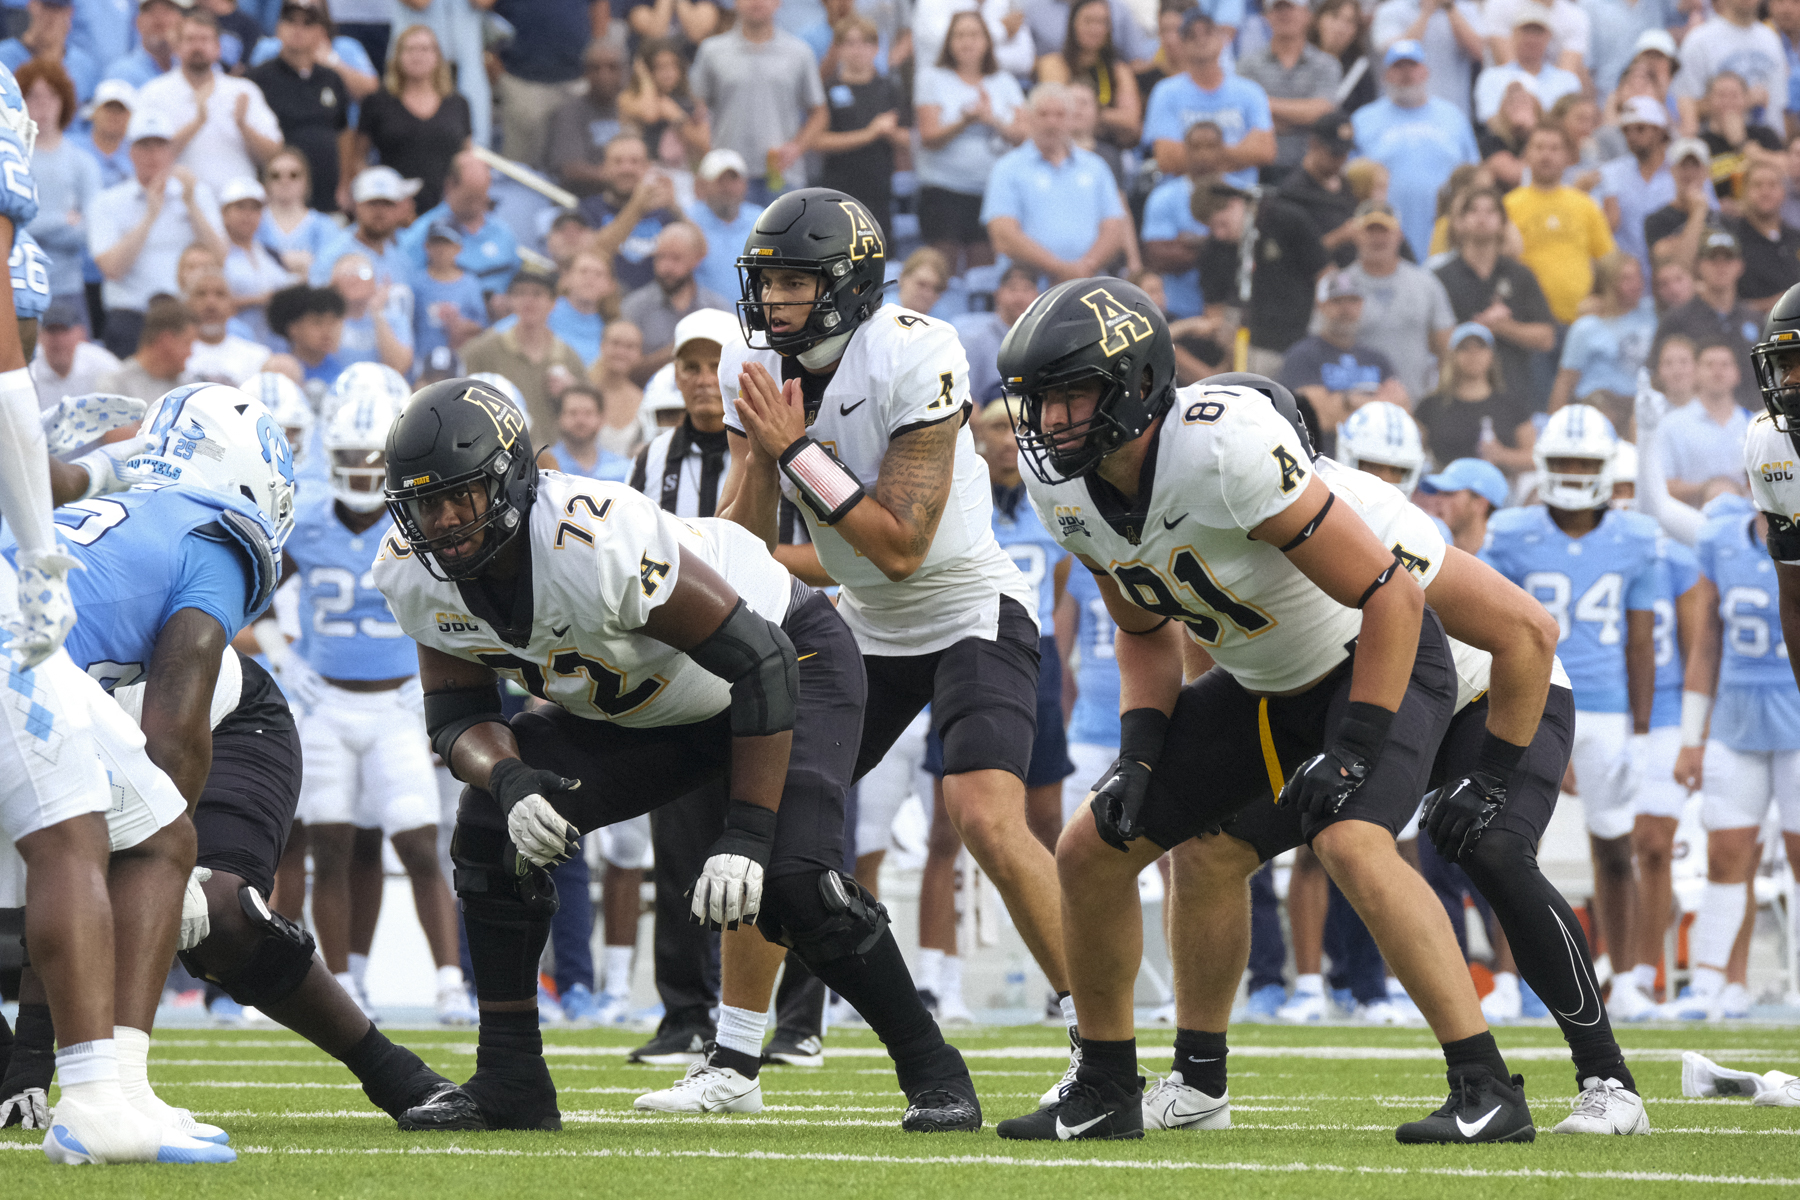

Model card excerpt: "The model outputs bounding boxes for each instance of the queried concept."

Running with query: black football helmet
[384,377,538,581]
[997,278,1176,484]
[736,188,889,355]
[1204,372,1317,458]
[1752,282,1800,447]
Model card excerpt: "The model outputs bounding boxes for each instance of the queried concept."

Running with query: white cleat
[1481,974,1522,1023]
[1753,1075,1800,1107]
[1142,1072,1230,1131]
[1039,1031,1082,1107]
[1276,987,1326,1024]
[1358,999,1410,1026]
[126,1087,231,1145]
[937,993,978,1027]
[1654,986,1716,1021]
[1718,982,1751,1019]
[1551,1077,1650,1134]
[43,1091,235,1164]
[634,1062,763,1114]
[1607,981,1657,1023]
[436,984,477,1027]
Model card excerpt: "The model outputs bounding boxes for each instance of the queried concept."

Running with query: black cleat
[1396,1068,1536,1144]
[761,1029,825,1068]
[398,1081,563,1132]
[630,1022,714,1066]
[902,1087,982,1132]
[996,1074,1145,1141]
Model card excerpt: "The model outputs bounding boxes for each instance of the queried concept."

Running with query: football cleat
[630,1023,713,1065]
[1682,1050,1797,1100]
[1718,982,1751,1019]
[1244,983,1286,1022]
[1656,985,1717,1021]
[1039,1029,1082,1106]
[536,984,565,1025]
[1517,980,1548,1019]
[762,1030,825,1068]
[557,983,600,1025]
[1141,1071,1229,1131]
[1277,986,1327,1024]
[43,1092,235,1164]
[1042,992,1067,1028]
[998,1074,1144,1141]
[1481,974,1521,1023]
[901,1087,982,1133]
[1608,981,1656,1023]
[437,985,478,1027]
[634,1062,763,1114]
[592,992,633,1027]
[1550,1077,1650,1135]
[397,1082,563,1132]
[1395,1067,1536,1144]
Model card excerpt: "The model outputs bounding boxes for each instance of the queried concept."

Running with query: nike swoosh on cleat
[1055,1113,1109,1139]
[1456,1104,1503,1138]
[839,399,868,416]
[1166,1095,1228,1123]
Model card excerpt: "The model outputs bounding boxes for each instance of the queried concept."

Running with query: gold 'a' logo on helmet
[1080,287,1155,357]
[464,386,525,450]
[839,200,884,263]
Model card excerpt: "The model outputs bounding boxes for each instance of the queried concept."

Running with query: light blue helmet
[326,361,409,423]
[0,61,38,155]
[124,383,298,550]
[245,371,314,466]
[323,376,406,513]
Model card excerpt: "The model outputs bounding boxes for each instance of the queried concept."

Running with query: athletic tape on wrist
[1680,690,1712,748]
[780,436,866,524]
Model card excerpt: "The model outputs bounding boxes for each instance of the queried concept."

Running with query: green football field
[3,1021,1798,1197]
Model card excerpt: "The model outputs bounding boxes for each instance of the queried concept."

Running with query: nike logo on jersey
[1163,513,1187,530]
[552,624,571,637]
[839,399,868,417]
[1055,1113,1108,1139]
[1455,1105,1502,1138]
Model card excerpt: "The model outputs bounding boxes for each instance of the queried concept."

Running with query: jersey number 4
[1523,570,1623,644]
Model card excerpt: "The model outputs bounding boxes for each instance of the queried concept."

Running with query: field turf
[3,1021,1797,1197]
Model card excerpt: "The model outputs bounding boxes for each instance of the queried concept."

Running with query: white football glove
[178,865,213,951]
[0,1086,48,1130]
[40,393,146,456]
[4,546,82,669]
[277,655,328,715]
[506,794,582,870]
[690,853,764,930]
[69,438,148,500]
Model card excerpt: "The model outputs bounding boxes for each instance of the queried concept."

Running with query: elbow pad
[424,684,508,761]
[687,598,800,737]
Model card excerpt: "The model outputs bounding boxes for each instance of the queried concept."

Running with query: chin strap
[798,331,853,370]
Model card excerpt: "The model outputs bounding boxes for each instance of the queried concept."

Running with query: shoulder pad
[209,507,280,616]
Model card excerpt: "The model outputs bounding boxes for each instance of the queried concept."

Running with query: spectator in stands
[817,15,907,238]
[1644,139,1722,269]
[30,296,119,404]
[1652,332,1697,407]
[245,0,380,100]
[104,0,181,88]
[69,77,133,187]
[1310,0,1379,113]
[1142,7,1276,189]
[1474,11,1579,124]
[1583,0,1669,99]
[1506,124,1613,330]
[137,9,281,192]
[266,281,346,387]
[518,249,615,369]
[1548,250,1653,417]
[1477,81,1540,190]
[1242,185,1339,377]
[625,0,720,55]
[411,220,485,363]
[1674,0,1786,131]
[490,0,590,170]
[1483,0,1589,69]
[692,0,827,199]
[256,145,332,281]
[463,262,587,444]
[1550,91,1605,190]
[619,221,728,381]
[97,291,194,398]
[1658,339,1750,503]
[1654,228,1763,408]
[544,210,591,271]
[549,382,635,480]
[1433,184,1555,402]
[20,60,97,310]
[330,250,411,373]
[1727,161,1800,309]
[1344,200,1454,402]
[1352,39,1477,264]
[1596,95,1675,269]
[687,149,757,302]
[1037,0,1142,158]
[580,134,683,293]
[546,40,626,200]
[312,163,415,285]
[1276,111,1359,260]
[588,317,646,457]
[1699,72,1783,207]
[87,106,226,357]
[618,37,709,171]
[1277,269,1408,446]
[217,176,293,343]
[1415,321,1537,470]
[896,246,950,315]
[915,0,1036,82]
[1239,0,1341,181]
[953,265,1037,404]
[915,9,1026,273]
[183,268,269,382]
[1140,120,1228,320]
[249,0,350,212]
[347,23,470,214]
[1417,456,1509,550]
[398,149,517,293]
[1,0,96,102]
[1369,0,1483,121]
[983,81,1130,283]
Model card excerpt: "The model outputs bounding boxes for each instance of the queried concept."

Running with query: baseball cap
[507,260,560,293]
[40,296,84,329]
[672,308,742,357]
[126,108,176,143]
[82,78,136,120]
[1510,9,1551,29]
[645,364,685,412]
[1700,228,1741,258]
[425,220,463,245]
[1316,270,1361,303]
[1180,5,1214,34]
[1420,458,1509,510]
[1631,27,1679,67]
[1669,136,1710,168]
[1618,95,1669,130]
[1355,200,1400,228]
[697,148,748,182]
[350,165,421,204]
[139,0,192,9]
[1384,39,1425,67]
[1449,321,1494,349]
[1309,110,1355,154]
[218,177,266,205]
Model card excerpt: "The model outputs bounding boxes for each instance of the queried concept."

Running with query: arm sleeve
[0,368,55,559]
[1635,411,1705,544]
[598,486,691,630]
[166,527,258,640]
[887,319,971,434]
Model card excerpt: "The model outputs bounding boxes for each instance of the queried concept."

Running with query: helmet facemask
[1538,455,1615,511]
[331,446,389,512]
[1011,365,1142,486]
[737,261,876,356]
[1752,336,1800,443]
[385,458,525,582]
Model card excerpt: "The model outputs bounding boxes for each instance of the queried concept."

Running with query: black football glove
[1278,702,1392,818]
[1422,732,1527,864]
[1092,708,1168,851]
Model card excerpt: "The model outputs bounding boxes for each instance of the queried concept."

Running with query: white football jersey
[374,472,795,729]
[1747,412,1800,565]
[720,303,1033,656]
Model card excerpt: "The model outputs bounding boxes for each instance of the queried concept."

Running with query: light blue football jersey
[992,483,1068,632]
[10,228,48,321]
[0,484,273,690]
[284,491,414,681]
[1649,537,1700,730]
[1697,509,1800,752]
[1067,566,1121,747]
[1481,506,1660,713]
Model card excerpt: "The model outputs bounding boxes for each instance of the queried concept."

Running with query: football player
[986,283,1530,1144]
[1335,401,1425,493]
[374,378,980,1134]
[717,190,1081,1095]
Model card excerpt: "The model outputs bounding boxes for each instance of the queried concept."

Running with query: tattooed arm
[830,417,959,581]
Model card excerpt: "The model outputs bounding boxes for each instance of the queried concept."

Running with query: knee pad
[764,871,890,966]
[451,822,560,917]
[1460,828,1535,892]
[180,886,317,1008]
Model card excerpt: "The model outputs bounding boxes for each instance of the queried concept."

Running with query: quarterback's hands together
[1091,708,1169,851]
[691,800,777,930]
[5,546,82,669]
[1279,703,1392,819]
[40,393,146,456]
[178,866,214,951]
[489,758,582,870]
[1421,771,1506,864]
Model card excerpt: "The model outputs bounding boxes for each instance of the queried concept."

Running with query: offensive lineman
[374,377,980,1133]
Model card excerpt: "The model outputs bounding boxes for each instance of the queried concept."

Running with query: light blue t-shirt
[913,67,1027,195]
[979,143,1124,265]
[71,0,135,86]
[1697,508,1800,751]
[259,208,337,265]
[0,38,97,100]
[491,298,607,368]
[397,201,521,293]
[1558,300,1657,400]
[687,198,761,301]
[1139,177,1209,319]
[336,290,414,367]
[1140,71,1273,191]
[310,227,412,290]
[412,269,488,365]
[1657,402,1751,488]
[101,46,171,89]
[1352,96,1478,266]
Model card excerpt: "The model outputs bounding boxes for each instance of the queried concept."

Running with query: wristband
[1680,690,1712,748]
[1119,706,1170,769]
[1334,701,1394,762]
[1474,729,1528,783]
[780,436,866,524]
[485,757,538,815]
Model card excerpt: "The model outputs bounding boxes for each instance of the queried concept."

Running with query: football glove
[1091,707,1169,851]
[691,800,776,930]
[40,393,145,456]
[490,758,582,870]
[1421,771,1506,865]
[1278,702,1392,819]
[0,1086,47,1129]
[4,545,81,669]
[178,865,213,952]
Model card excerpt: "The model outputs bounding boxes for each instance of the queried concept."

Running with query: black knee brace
[764,871,890,966]
[451,822,562,916]
[453,823,559,1004]
[180,886,317,1008]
